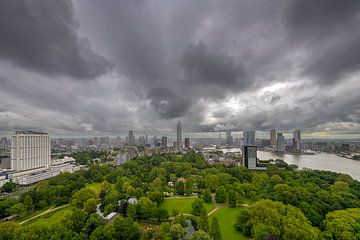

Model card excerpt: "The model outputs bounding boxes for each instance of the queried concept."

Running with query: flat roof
[15,131,48,135]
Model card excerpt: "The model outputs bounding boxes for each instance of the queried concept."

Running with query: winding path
[19,204,69,225]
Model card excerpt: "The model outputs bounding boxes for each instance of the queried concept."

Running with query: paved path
[207,205,223,216]
[19,204,68,225]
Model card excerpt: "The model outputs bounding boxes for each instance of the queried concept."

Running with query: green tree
[235,208,251,236]
[0,221,18,240]
[84,198,97,213]
[126,203,136,219]
[198,208,209,232]
[170,223,185,240]
[323,208,360,240]
[62,208,87,233]
[215,186,226,203]
[228,189,237,207]
[10,203,27,218]
[188,230,212,240]
[210,217,221,240]
[105,216,140,240]
[71,188,96,209]
[84,213,104,237]
[191,199,204,216]
[202,189,212,203]
[0,181,16,193]
[23,195,34,212]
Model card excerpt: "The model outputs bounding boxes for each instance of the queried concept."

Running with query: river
[220,148,360,180]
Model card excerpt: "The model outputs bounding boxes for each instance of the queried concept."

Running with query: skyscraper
[226,130,233,146]
[11,131,51,171]
[128,130,135,146]
[243,131,255,146]
[242,131,265,170]
[293,130,301,152]
[161,136,167,148]
[276,133,285,152]
[270,129,277,147]
[185,138,190,149]
[177,121,182,151]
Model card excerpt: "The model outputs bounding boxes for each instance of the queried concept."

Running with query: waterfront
[221,148,360,180]
[259,151,360,180]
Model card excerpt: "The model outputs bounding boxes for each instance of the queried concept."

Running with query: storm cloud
[0,0,360,136]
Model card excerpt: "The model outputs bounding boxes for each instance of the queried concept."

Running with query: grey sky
[0,0,360,136]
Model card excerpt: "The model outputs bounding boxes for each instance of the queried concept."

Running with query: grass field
[160,197,215,215]
[209,207,248,240]
[25,207,69,226]
[85,182,103,197]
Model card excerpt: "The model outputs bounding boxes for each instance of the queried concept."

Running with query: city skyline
[1,1,360,137]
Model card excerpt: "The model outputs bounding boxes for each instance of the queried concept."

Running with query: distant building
[185,138,190,149]
[243,131,255,146]
[261,139,271,147]
[270,129,277,147]
[161,136,168,148]
[242,131,265,170]
[226,131,233,146]
[177,121,182,151]
[293,130,301,152]
[128,130,135,146]
[11,131,51,171]
[276,133,285,152]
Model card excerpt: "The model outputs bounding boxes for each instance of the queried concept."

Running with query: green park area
[24,207,69,226]
[85,182,103,197]
[160,196,215,215]
[209,207,248,240]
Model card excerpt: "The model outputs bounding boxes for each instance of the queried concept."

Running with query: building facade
[270,129,277,147]
[185,138,190,149]
[177,121,182,151]
[11,131,51,171]
[276,133,285,152]
[243,131,255,146]
[161,136,167,148]
[293,130,301,152]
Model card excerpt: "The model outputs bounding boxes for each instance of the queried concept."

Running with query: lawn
[160,197,215,215]
[25,207,69,226]
[85,182,103,197]
[209,207,248,240]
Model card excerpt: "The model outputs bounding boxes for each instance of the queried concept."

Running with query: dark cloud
[0,0,360,135]
[181,41,247,93]
[286,0,360,83]
[0,0,111,79]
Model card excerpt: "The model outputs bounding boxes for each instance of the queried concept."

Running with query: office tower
[11,131,51,171]
[242,131,264,170]
[226,130,233,146]
[177,121,182,151]
[293,130,301,152]
[153,136,158,147]
[161,136,167,148]
[139,136,146,146]
[276,133,285,152]
[128,130,135,146]
[270,129,277,147]
[185,138,190,149]
[243,131,255,146]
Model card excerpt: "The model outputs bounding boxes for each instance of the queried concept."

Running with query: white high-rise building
[270,129,277,147]
[177,121,182,151]
[243,131,255,146]
[11,131,51,171]
[276,133,285,152]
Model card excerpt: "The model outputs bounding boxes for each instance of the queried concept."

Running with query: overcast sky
[1,0,360,137]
